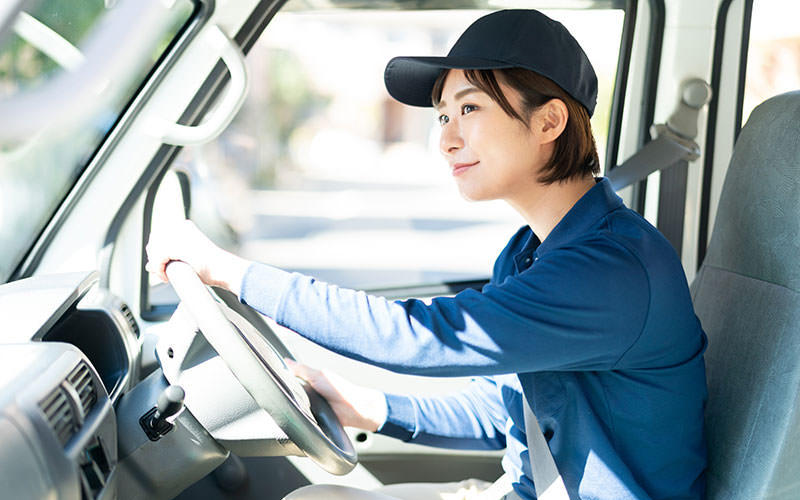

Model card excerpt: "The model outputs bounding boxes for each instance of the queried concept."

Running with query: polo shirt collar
[532,177,623,258]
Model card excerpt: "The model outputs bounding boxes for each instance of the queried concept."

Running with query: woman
[147,9,707,500]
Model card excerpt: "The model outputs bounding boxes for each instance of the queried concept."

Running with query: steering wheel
[162,260,357,475]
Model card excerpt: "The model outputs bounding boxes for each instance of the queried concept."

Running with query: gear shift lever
[139,385,185,441]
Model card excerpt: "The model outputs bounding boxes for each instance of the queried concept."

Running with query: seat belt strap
[607,77,712,192]
[606,126,699,191]
[522,395,570,500]
[655,158,689,254]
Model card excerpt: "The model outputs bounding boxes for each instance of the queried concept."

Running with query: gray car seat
[691,90,800,499]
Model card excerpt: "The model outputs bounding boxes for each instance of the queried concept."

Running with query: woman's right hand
[286,359,388,432]
[145,219,251,294]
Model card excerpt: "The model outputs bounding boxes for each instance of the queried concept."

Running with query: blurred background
[178,4,625,290]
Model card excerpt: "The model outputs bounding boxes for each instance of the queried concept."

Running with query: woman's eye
[438,114,449,126]
[461,104,477,115]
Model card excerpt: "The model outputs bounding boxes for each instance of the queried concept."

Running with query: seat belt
[605,126,698,191]
[522,395,569,500]
[607,78,711,192]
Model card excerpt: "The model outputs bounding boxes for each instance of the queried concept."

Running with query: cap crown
[448,10,598,115]
[383,9,598,116]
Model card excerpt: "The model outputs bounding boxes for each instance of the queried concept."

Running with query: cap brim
[384,56,513,107]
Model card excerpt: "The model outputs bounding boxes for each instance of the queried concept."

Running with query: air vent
[40,387,76,446]
[40,362,97,447]
[68,362,97,416]
[120,302,140,337]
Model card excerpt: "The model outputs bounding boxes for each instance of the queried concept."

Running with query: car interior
[0,0,798,499]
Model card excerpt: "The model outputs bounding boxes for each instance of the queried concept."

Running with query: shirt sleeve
[376,376,507,450]
[239,234,651,376]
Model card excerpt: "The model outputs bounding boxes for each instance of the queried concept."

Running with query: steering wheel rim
[164,260,357,475]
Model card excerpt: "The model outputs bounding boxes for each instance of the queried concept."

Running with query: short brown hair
[432,68,600,184]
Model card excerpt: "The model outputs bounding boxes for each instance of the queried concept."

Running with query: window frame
[696,0,754,268]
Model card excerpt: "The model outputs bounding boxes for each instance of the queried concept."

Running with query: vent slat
[68,362,97,415]
[120,303,140,337]
[40,387,75,446]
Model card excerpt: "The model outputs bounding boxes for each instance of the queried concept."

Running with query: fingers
[145,218,198,283]
[146,218,235,288]
[144,233,175,283]
[144,244,166,283]
[285,359,320,385]
[286,360,339,400]
[283,360,386,431]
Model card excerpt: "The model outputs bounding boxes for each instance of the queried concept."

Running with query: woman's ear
[536,98,568,144]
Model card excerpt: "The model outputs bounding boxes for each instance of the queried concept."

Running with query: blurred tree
[239,48,330,187]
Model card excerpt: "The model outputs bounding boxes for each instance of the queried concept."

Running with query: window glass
[742,1,800,125]
[0,0,195,282]
[174,2,626,291]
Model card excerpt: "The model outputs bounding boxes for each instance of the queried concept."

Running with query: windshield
[0,0,194,283]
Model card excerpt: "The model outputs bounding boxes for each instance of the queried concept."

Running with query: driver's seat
[691,90,800,498]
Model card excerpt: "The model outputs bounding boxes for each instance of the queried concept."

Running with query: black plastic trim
[367,278,488,300]
[734,0,754,140]
[628,0,665,215]
[139,406,175,441]
[233,0,289,53]
[696,0,752,269]
[604,0,637,172]
[138,157,175,321]
[174,168,193,218]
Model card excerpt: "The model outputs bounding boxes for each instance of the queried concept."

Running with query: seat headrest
[702,90,800,291]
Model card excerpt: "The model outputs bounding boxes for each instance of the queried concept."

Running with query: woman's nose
[439,121,463,156]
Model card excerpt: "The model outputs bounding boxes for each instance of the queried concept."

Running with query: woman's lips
[452,161,478,176]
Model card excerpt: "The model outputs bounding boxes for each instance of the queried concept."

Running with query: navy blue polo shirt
[240,178,708,499]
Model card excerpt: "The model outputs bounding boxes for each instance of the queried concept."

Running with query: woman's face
[436,70,550,203]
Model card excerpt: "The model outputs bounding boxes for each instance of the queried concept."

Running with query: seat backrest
[691,90,800,499]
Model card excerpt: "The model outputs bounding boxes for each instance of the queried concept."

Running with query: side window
[741,1,800,125]
[153,3,628,296]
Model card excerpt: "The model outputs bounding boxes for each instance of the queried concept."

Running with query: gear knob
[155,384,185,421]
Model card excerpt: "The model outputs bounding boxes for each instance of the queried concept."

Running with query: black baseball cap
[384,9,598,116]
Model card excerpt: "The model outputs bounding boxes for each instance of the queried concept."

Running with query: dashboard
[0,271,141,500]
